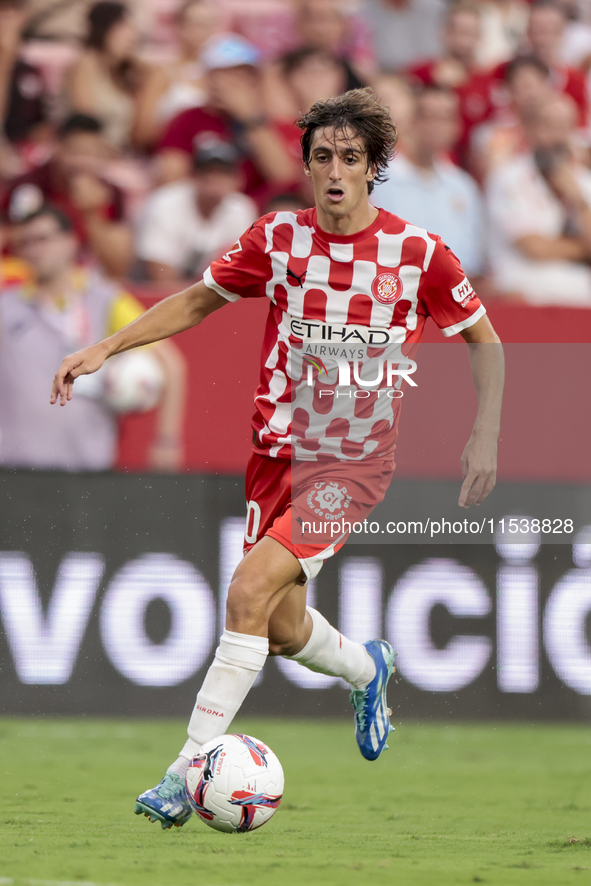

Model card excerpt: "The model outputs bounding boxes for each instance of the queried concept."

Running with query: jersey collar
[311,206,386,244]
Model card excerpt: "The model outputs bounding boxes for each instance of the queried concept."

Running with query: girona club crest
[306,481,352,519]
[371,272,403,305]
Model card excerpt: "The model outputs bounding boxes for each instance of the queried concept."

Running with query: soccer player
[51,89,504,829]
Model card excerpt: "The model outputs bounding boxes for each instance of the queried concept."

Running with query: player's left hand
[458,430,497,508]
[50,342,109,406]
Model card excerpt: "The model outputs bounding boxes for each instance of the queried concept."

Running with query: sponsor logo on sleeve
[451,276,475,306]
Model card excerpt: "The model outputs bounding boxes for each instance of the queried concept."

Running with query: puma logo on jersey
[287,267,306,288]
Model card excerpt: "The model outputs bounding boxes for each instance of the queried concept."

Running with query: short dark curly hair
[297,88,397,194]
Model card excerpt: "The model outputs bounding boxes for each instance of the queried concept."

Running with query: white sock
[166,756,190,779]
[285,607,375,689]
[174,629,268,764]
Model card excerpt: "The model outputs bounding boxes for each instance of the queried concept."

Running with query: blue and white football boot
[134,773,193,829]
[349,639,397,762]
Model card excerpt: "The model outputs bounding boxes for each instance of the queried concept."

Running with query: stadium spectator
[263,47,356,201]
[213,0,293,59]
[156,33,297,197]
[0,205,186,471]
[225,0,375,76]
[63,1,168,151]
[510,0,589,126]
[263,191,310,214]
[3,113,133,279]
[471,55,553,179]
[136,138,257,282]
[362,0,446,72]
[485,93,591,304]
[0,219,31,286]
[475,0,529,67]
[557,0,591,68]
[372,73,416,149]
[265,47,348,151]
[292,0,373,85]
[281,47,349,114]
[373,87,485,277]
[0,0,50,178]
[15,0,154,43]
[406,3,497,167]
[157,0,221,125]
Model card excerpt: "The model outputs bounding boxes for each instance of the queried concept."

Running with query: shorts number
[245,500,261,544]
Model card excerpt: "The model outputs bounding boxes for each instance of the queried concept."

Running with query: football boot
[134,772,193,829]
[349,639,396,761]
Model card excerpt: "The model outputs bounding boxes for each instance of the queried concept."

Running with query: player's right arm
[50,280,227,406]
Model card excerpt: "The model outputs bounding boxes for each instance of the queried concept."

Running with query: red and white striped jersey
[204,207,485,462]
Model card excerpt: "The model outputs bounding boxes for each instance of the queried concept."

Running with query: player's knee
[225,573,274,629]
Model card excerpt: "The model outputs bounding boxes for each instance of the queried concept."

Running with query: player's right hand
[50,343,109,407]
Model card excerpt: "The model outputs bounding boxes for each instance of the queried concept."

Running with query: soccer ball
[102,349,164,414]
[185,734,284,833]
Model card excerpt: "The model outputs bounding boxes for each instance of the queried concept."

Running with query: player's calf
[267,587,311,656]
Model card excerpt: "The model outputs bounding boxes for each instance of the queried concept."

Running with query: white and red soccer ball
[185,734,284,833]
[102,349,164,414]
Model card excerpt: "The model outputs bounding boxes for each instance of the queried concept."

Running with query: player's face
[306,126,375,220]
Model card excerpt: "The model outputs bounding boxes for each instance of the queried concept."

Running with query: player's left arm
[108,292,187,472]
[458,314,504,509]
[51,279,226,406]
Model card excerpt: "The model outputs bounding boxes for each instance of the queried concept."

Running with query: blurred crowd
[2,0,591,471]
[3,0,591,301]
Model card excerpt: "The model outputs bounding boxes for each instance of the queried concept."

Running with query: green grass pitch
[0,717,590,886]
